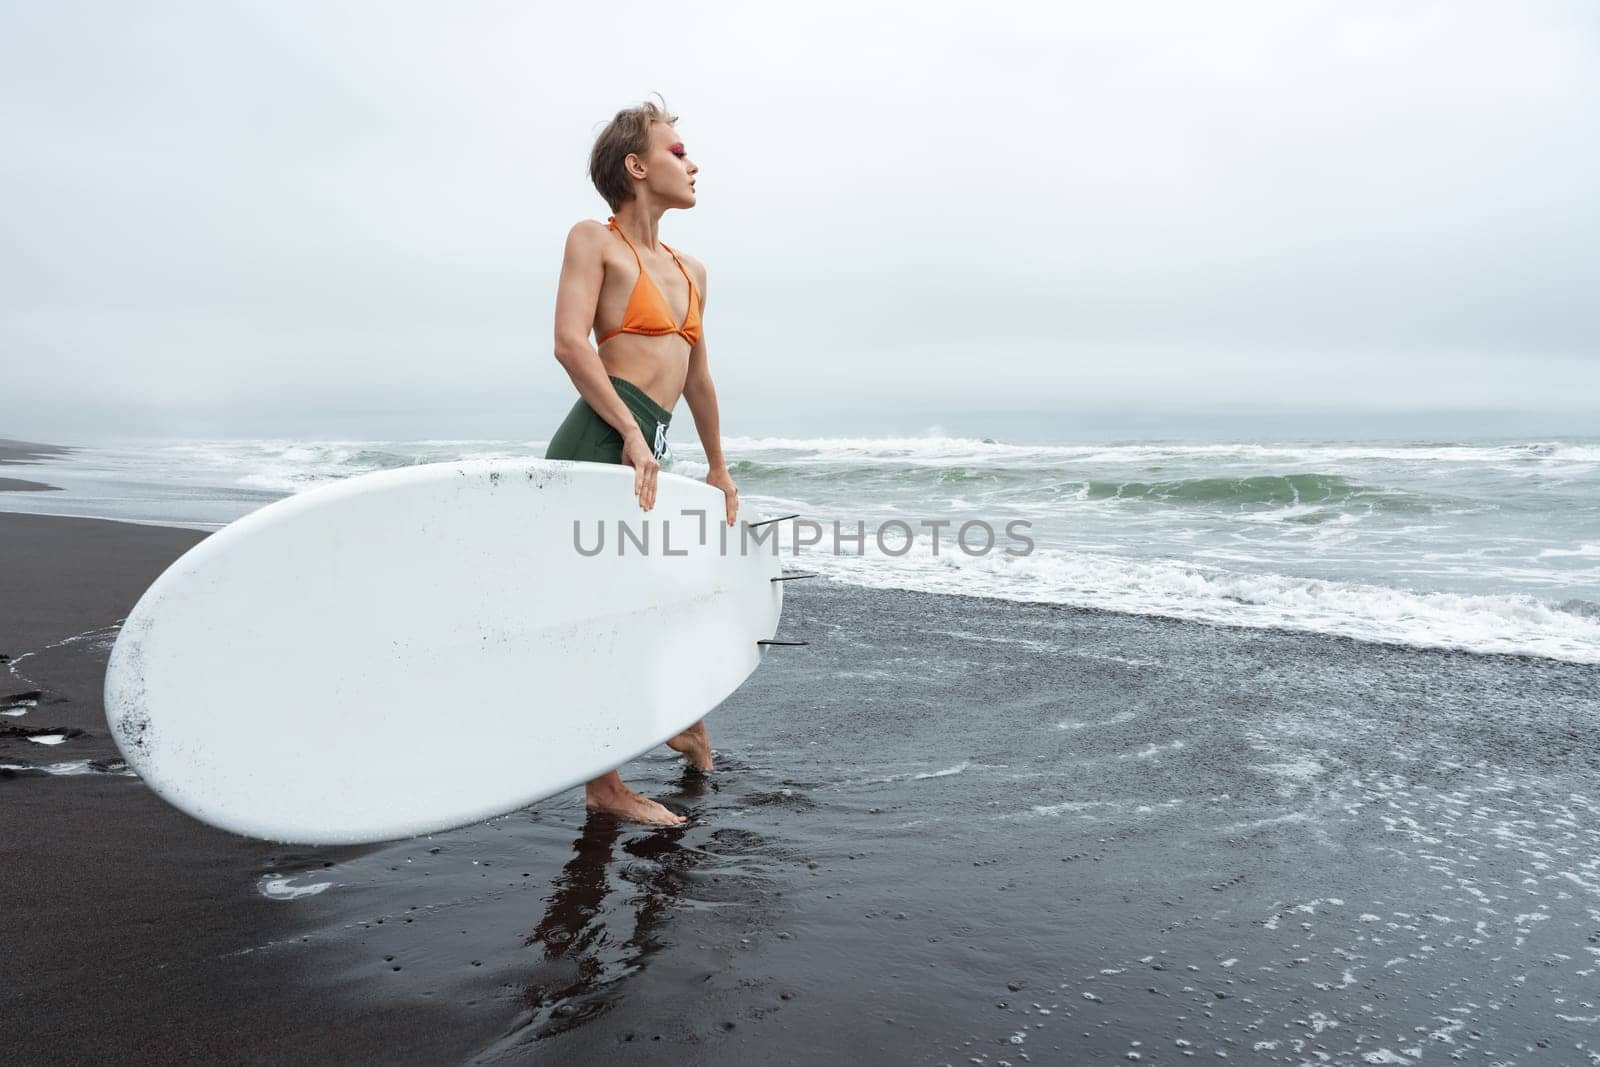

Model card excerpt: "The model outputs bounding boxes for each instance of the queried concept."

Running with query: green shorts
[544,375,673,465]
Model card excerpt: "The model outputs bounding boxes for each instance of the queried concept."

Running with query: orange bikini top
[597,215,702,347]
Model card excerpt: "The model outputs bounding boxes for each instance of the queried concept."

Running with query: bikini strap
[606,216,643,271]
[660,240,697,297]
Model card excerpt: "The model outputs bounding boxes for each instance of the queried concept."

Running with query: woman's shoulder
[671,246,707,288]
[567,217,611,239]
[561,218,615,262]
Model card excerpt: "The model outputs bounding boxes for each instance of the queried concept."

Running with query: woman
[546,97,740,826]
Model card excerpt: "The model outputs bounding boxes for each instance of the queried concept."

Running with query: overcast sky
[3,0,1597,441]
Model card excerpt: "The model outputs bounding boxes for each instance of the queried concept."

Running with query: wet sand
[0,438,69,493]
[3,509,1598,1065]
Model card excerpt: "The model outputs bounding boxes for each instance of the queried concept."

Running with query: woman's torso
[592,219,701,412]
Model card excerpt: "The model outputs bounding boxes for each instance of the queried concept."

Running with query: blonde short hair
[589,95,679,212]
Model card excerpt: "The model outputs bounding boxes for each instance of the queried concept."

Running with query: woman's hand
[621,431,660,511]
[706,465,739,526]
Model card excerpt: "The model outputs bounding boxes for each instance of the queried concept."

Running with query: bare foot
[584,771,685,826]
[666,720,714,772]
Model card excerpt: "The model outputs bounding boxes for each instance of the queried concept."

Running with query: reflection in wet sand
[513,769,707,1040]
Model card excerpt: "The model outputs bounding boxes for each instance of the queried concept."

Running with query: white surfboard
[103,460,785,845]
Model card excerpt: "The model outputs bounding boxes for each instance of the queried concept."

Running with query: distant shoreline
[0,437,70,493]
[0,437,72,462]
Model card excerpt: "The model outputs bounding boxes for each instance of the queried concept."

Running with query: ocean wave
[14,437,1593,664]
[1557,598,1600,620]
[120,438,1600,500]
[798,548,1600,664]
[1539,543,1600,559]
[142,440,544,492]
[719,436,1600,469]
[1075,474,1428,512]
[724,457,1037,488]
[723,463,1444,521]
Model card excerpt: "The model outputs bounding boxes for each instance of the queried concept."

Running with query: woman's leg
[544,394,687,825]
[665,718,712,771]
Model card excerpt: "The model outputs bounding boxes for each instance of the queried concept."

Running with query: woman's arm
[552,221,662,511]
[681,268,739,526]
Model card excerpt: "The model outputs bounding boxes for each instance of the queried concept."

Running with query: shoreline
[0,437,74,463]
[0,477,61,492]
[2,432,1597,666]
[0,437,72,494]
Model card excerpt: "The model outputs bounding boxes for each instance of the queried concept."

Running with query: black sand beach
[4,508,1598,1065]
[0,438,68,493]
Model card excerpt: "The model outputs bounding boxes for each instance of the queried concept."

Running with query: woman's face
[641,123,697,206]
